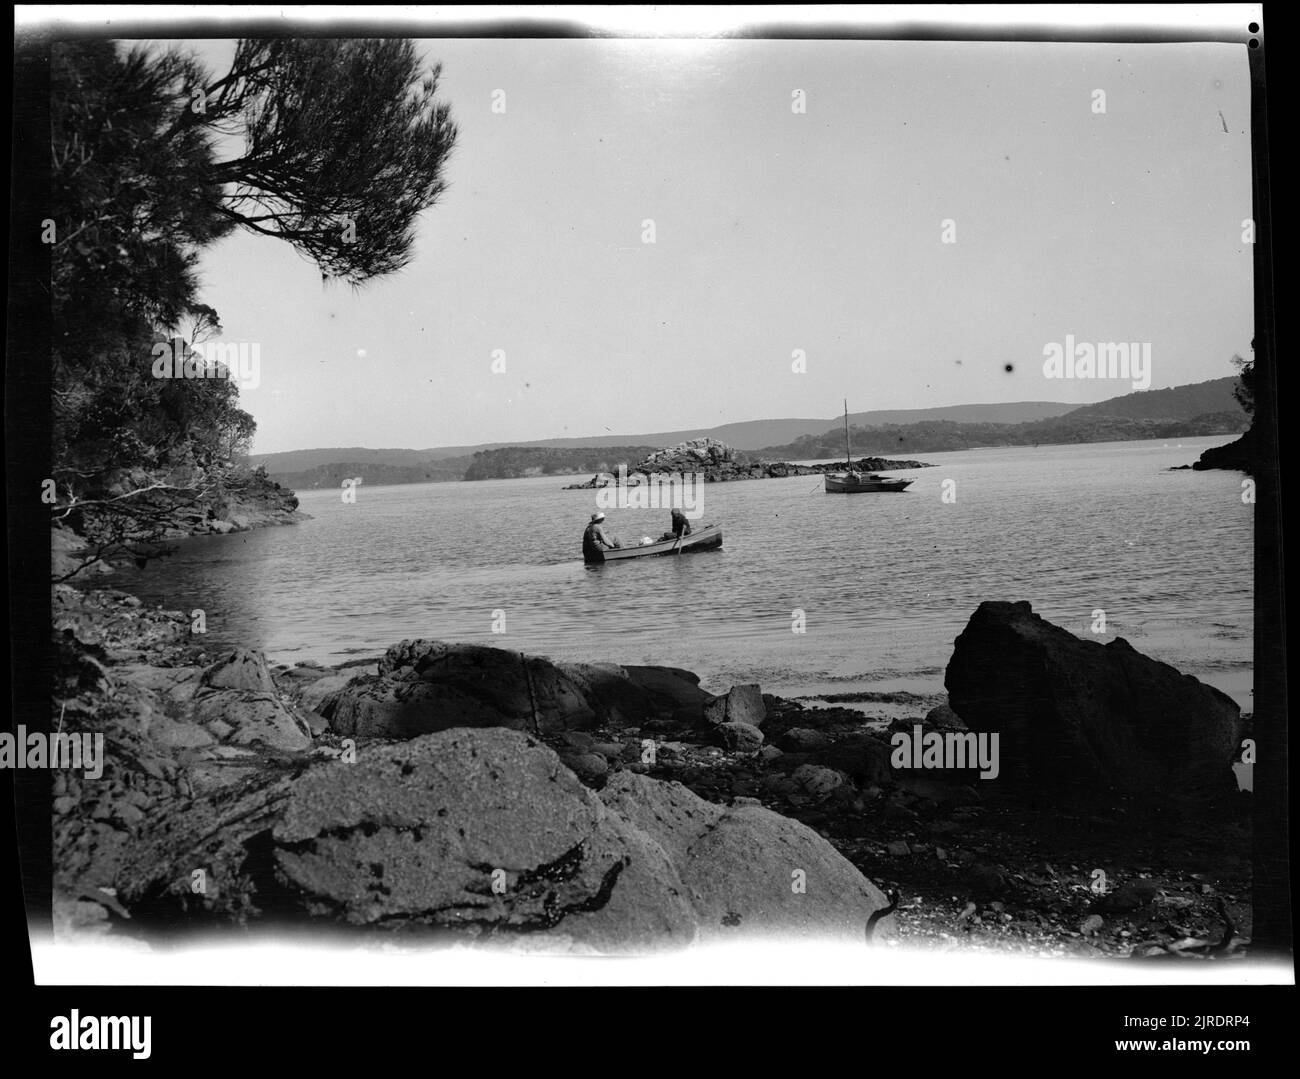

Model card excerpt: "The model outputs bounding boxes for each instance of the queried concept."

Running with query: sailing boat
[823,399,913,493]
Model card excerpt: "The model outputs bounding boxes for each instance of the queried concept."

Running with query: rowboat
[585,523,722,563]
[825,398,913,494]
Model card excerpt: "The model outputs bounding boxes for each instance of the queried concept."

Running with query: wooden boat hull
[585,524,722,563]
[830,399,912,492]
[824,475,913,493]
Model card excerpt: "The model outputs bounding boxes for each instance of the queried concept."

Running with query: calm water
[105,436,1253,712]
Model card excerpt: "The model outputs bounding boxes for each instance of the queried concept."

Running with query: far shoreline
[265,431,1248,491]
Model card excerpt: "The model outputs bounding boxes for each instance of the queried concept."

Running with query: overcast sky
[179,37,1253,453]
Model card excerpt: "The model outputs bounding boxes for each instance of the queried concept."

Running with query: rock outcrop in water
[561,457,933,489]
[639,437,739,470]
[945,601,1243,801]
[560,437,932,487]
[632,437,932,478]
[1190,427,1256,474]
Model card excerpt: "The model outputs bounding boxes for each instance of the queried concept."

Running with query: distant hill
[252,446,456,473]
[249,424,832,471]
[841,400,1078,427]
[759,378,1247,458]
[250,400,1077,476]
[271,460,471,490]
[462,445,661,481]
[1054,377,1241,421]
[253,378,1243,487]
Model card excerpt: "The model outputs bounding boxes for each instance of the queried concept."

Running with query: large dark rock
[945,601,1242,800]
[559,662,712,728]
[321,641,714,739]
[321,640,600,739]
[116,728,894,950]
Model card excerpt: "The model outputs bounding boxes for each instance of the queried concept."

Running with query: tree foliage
[179,38,458,283]
[1230,353,1255,416]
[53,41,250,487]
[50,37,456,570]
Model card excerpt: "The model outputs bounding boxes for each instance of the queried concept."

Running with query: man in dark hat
[583,511,619,562]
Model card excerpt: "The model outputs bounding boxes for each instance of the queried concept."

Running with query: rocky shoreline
[51,468,304,580]
[1166,426,1257,474]
[169,467,303,536]
[1190,427,1255,473]
[51,587,1251,959]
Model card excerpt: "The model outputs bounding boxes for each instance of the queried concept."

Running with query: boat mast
[844,399,851,467]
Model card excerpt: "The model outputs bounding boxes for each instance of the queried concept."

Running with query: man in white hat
[583,511,619,562]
